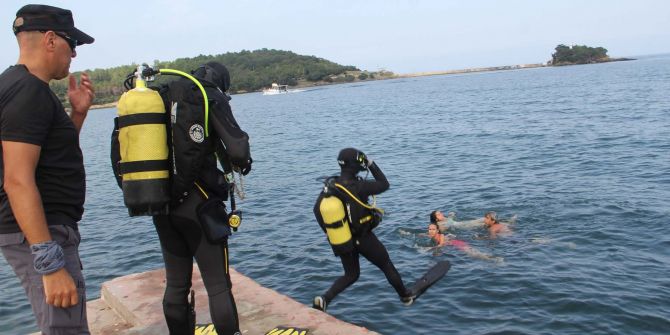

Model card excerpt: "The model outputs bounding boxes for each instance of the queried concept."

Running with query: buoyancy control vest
[332,179,384,236]
[314,177,384,254]
[112,65,252,216]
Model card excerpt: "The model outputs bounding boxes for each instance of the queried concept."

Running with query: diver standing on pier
[112,62,251,335]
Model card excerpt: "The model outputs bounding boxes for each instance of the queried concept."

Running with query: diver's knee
[206,281,233,297]
[344,271,360,283]
[164,284,191,305]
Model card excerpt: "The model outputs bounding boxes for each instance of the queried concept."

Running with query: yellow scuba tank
[116,73,170,216]
[319,195,353,246]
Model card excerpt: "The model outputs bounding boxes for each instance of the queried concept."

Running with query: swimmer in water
[430,210,516,234]
[427,223,501,262]
[430,210,485,231]
[427,222,467,250]
[484,211,512,239]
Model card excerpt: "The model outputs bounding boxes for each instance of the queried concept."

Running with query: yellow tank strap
[194,182,209,199]
[224,246,228,274]
[333,183,384,214]
[158,68,210,137]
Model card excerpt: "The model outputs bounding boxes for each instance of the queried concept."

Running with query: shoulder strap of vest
[158,68,210,137]
[332,182,384,214]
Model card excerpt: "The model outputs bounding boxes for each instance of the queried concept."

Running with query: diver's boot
[400,289,415,306]
[312,296,327,312]
[164,303,195,335]
[163,290,196,335]
[400,295,415,306]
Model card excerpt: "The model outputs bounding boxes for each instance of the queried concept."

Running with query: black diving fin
[407,260,451,303]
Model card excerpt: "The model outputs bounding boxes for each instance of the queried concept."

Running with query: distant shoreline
[90,102,117,110]
[397,63,547,78]
[89,58,634,110]
[550,57,635,66]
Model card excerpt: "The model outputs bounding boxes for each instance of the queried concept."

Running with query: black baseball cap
[12,4,94,46]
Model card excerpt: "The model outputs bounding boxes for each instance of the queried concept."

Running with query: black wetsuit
[153,183,239,335]
[315,162,410,305]
[151,63,245,335]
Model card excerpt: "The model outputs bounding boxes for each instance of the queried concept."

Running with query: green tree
[58,49,362,105]
[551,44,609,65]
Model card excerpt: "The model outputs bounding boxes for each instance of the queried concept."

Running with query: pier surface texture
[63,266,379,334]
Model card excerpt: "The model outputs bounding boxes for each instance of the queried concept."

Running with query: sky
[1,0,669,74]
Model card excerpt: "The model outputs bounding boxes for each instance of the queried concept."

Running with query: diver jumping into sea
[312,148,415,311]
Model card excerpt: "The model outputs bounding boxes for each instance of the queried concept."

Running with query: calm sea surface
[2,55,669,334]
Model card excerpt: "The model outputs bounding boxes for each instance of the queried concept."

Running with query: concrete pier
[81,266,379,335]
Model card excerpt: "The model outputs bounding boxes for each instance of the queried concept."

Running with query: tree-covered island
[51,46,636,108]
[50,49,394,106]
[550,44,634,66]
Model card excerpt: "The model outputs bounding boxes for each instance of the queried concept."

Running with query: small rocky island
[549,44,634,66]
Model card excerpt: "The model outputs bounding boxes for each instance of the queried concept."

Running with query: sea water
[1,55,669,334]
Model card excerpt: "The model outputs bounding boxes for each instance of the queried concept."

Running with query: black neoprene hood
[338,147,365,171]
[205,62,231,92]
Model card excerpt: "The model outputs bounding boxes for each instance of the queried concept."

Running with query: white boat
[262,83,289,95]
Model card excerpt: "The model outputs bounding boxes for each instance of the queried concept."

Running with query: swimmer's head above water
[429,210,445,223]
[484,211,499,227]
[430,210,456,224]
[427,223,440,237]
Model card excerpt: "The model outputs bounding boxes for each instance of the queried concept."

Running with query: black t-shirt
[0,65,85,233]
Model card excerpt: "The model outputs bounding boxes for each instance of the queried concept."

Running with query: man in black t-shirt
[0,5,94,334]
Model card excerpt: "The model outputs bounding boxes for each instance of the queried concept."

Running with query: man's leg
[153,215,195,335]
[322,251,360,306]
[357,233,410,298]
[0,225,89,335]
[192,236,239,335]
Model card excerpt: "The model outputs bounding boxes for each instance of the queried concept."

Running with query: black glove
[365,156,374,168]
[240,157,252,175]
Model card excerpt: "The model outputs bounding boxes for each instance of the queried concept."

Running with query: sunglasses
[40,30,77,51]
[54,31,77,51]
